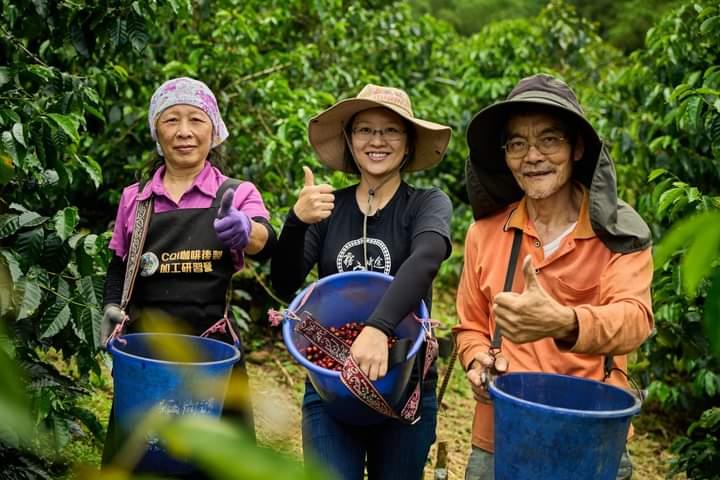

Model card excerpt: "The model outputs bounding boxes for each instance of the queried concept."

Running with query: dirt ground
[246,346,681,480]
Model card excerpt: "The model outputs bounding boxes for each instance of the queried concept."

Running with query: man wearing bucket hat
[101,77,276,475]
[453,74,653,480]
[271,84,453,479]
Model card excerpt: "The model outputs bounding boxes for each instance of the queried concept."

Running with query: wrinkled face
[504,112,583,200]
[156,104,213,169]
[350,107,409,180]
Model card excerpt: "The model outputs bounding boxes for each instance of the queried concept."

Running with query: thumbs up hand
[492,255,578,345]
[293,166,335,224]
[213,188,252,251]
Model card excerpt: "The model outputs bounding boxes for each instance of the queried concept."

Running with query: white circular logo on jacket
[336,238,391,274]
[139,251,159,277]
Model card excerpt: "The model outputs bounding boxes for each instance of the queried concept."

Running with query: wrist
[555,306,578,346]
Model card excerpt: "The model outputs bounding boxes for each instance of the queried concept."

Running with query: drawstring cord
[342,127,405,270]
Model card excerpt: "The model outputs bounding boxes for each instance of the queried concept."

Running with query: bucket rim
[282,270,429,377]
[488,372,642,419]
[108,332,241,367]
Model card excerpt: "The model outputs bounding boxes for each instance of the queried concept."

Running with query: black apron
[102,179,254,477]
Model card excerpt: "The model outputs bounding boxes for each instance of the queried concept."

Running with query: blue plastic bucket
[282,271,429,425]
[489,372,641,480]
[109,333,240,474]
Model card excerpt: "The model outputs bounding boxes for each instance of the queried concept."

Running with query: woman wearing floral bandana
[100,77,276,475]
[271,84,453,480]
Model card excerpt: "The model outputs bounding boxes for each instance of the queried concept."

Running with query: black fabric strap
[603,354,614,380]
[211,178,242,208]
[491,229,523,350]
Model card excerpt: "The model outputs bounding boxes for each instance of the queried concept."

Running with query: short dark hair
[342,113,417,175]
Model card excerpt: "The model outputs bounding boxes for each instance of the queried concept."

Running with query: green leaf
[76,155,103,189]
[0,345,33,443]
[68,232,86,250]
[704,270,720,359]
[14,277,42,320]
[681,220,720,296]
[657,188,684,217]
[83,234,99,256]
[31,0,48,18]
[648,168,668,182]
[700,15,720,35]
[654,211,720,267]
[15,227,44,261]
[47,113,81,144]
[11,123,25,147]
[53,207,79,242]
[683,96,704,132]
[0,249,21,283]
[1,131,18,164]
[79,305,103,350]
[111,17,128,48]
[128,13,149,53]
[0,67,10,88]
[40,301,71,339]
[0,254,16,319]
[20,211,47,228]
[0,214,20,239]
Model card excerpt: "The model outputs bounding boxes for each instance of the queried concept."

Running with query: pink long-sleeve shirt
[109,161,269,270]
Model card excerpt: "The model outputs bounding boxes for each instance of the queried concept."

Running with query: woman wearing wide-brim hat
[271,84,453,479]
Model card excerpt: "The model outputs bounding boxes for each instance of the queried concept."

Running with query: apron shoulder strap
[212,178,243,208]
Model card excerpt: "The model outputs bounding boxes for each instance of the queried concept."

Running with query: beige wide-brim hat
[308,84,452,173]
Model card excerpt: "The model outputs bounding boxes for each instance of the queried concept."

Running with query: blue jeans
[302,382,437,480]
[464,446,633,480]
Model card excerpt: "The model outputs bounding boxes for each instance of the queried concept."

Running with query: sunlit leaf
[0,343,33,443]
[14,277,42,320]
[681,220,720,296]
[47,113,81,144]
[648,168,668,181]
[40,301,71,339]
[654,211,720,268]
[704,270,720,359]
[76,155,103,189]
[53,207,79,242]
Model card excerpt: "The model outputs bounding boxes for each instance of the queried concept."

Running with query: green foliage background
[0,0,719,477]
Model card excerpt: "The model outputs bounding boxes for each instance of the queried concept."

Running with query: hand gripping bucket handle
[271,272,438,423]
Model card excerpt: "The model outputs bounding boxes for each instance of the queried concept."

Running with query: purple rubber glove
[213,188,252,251]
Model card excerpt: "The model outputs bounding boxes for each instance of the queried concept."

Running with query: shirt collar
[135,161,217,201]
[504,183,595,239]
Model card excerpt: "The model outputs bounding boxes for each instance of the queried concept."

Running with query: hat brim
[309,98,451,173]
[467,98,601,180]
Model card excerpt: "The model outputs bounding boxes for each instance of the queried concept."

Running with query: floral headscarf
[148,77,229,155]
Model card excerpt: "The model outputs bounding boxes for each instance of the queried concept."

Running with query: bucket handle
[267,280,317,327]
[199,283,242,348]
[105,309,130,349]
[200,315,241,348]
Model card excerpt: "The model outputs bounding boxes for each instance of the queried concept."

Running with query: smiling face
[504,112,583,200]
[350,107,409,181]
[156,104,213,170]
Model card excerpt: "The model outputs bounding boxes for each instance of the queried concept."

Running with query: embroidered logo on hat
[357,85,414,118]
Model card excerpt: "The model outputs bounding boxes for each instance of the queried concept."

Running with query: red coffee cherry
[302,322,400,372]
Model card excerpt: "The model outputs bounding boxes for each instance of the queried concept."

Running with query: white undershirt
[543,222,578,257]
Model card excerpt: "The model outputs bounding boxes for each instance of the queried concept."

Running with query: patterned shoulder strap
[120,196,153,310]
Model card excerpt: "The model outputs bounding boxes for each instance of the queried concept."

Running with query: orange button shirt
[453,188,653,452]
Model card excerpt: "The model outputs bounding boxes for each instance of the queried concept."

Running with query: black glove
[101,303,126,348]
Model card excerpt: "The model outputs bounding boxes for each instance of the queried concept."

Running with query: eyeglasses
[352,126,406,142]
[502,135,568,158]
